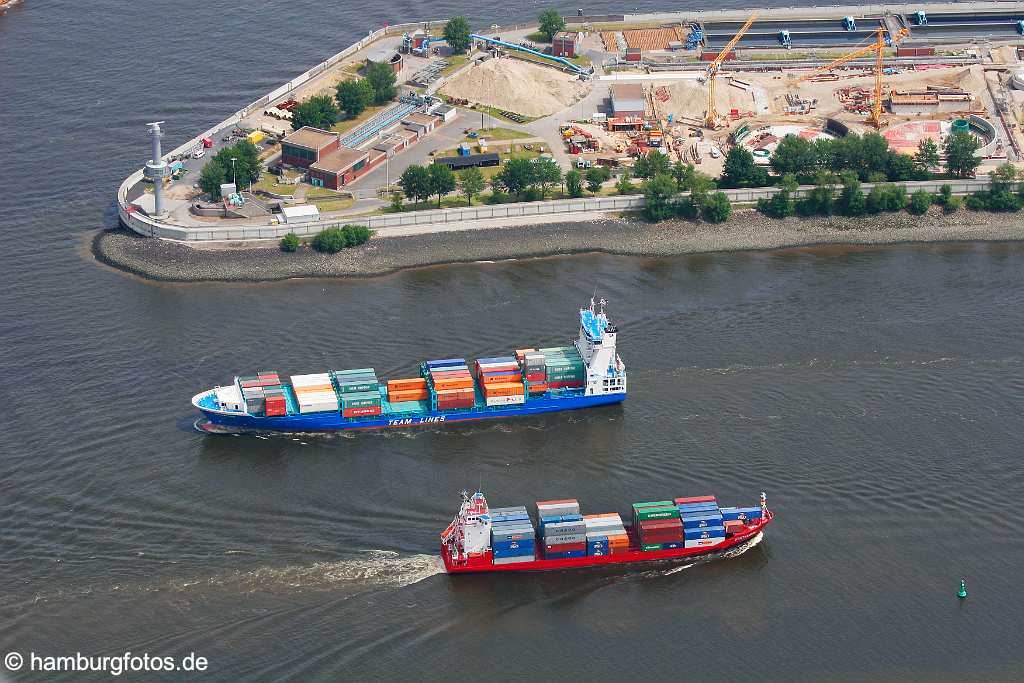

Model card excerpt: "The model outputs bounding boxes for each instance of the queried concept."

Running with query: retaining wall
[118,179,992,242]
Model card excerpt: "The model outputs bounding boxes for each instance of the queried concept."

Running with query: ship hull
[193,390,625,432]
[442,513,772,573]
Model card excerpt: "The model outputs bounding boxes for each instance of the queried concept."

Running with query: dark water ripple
[2,0,1024,680]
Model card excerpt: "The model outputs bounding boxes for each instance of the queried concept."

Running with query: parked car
[192,148,205,159]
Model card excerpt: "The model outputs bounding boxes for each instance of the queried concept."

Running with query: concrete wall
[119,179,992,242]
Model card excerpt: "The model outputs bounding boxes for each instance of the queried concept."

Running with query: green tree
[457,166,486,205]
[495,157,536,199]
[364,60,397,104]
[770,134,818,177]
[702,191,732,223]
[565,168,584,198]
[878,184,908,212]
[641,173,677,222]
[865,185,884,214]
[797,176,835,216]
[443,16,472,54]
[837,172,865,217]
[291,95,339,131]
[944,132,981,178]
[634,150,670,179]
[537,8,566,41]
[428,163,457,207]
[199,159,227,198]
[615,170,634,195]
[913,138,940,176]
[533,158,562,198]
[207,139,260,192]
[280,232,301,252]
[908,190,932,215]
[886,153,915,182]
[720,147,770,188]
[390,191,405,212]
[335,79,374,119]
[670,161,692,191]
[399,164,432,205]
[312,227,347,253]
[585,166,611,194]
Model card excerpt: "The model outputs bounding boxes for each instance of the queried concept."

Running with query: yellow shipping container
[247,131,266,144]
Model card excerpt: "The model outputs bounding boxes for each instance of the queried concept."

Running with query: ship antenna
[761,491,767,512]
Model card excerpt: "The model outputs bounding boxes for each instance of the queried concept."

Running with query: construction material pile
[440,58,590,117]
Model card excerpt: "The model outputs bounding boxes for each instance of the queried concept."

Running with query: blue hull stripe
[200,393,626,431]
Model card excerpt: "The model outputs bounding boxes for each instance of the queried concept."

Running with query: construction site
[121,2,1024,232]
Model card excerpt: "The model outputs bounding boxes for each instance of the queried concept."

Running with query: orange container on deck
[480,373,520,385]
[435,377,475,391]
[387,377,427,392]
[431,370,471,381]
[388,388,429,402]
[482,382,524,397]
[436,388,476,400]
[527,382,547,393]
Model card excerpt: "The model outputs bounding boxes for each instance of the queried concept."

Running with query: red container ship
[441,490,773,573]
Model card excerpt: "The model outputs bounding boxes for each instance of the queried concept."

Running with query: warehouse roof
[310,145,368,174]
[611,84,646,113]
[434,153,501,170]
[554,31,580,41]
[282,126,338,150]
[403,112,440,127]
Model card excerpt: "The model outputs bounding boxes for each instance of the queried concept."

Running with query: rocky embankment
[94,209,1024,283]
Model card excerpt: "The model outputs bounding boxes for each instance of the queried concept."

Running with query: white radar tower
[143,121,170,218]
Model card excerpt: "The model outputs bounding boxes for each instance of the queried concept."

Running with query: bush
[942,196,962,214]
[907,190,932,215]
[701,192,732,223]
[674,197,700,219]
[280,232,301,252]
[311,225,372,253]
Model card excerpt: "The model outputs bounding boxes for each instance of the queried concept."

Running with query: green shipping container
[337,381,379,394]
[341,391,381,408]
[632,501,674,509]
[334,368,376,377]
[635,509,679,521]
[641,543,664,552]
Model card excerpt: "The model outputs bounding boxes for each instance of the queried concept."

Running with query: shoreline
[93,209,1024,283]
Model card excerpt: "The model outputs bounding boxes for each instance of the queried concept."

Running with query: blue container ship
[192,300,627,432]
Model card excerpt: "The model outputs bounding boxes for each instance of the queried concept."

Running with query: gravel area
[93,208,1024,283]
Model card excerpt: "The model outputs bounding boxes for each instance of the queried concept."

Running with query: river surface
[2,1,1024,681]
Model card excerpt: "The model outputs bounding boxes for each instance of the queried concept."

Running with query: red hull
[442,511,773,573]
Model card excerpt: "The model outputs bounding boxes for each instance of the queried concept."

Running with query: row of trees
[290,60,398,130]
[441,8,566,57]
[766,131,981,183]
[198,140,261,198]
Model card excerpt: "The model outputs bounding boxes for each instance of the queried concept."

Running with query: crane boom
[705,12,758,128]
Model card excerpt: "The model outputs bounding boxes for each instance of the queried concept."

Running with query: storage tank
[951,119,970,135]
[1011,69,1024,90]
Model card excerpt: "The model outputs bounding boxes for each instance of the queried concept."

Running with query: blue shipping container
[492,539,536,552]
[492,513,530,523]
[684,526,726,540]
[493,546,536,559]
[545,549,586,560]
[678,502,720,513]
[681,512,725,529]
[426,358,467,368]
[718,506,763,521]
[661,541,685,549]
[477,356,517,365]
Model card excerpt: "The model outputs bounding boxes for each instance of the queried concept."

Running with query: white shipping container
[298,402,339,414]
[290,373,332,387]
[586,528,626,539]
[684,538,724,548]
[485,394,526,407]
[296,391,338,402]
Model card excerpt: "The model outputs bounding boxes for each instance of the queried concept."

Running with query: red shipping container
[265,404,287,417]
[431,370,471,380]
[344,406,382,417]
[545,542,586,553]
[476,362,519,374]
[701,50,735,61]
[641,531,684,541]
[436,388,475,399]
[548,380,585,389]
[674,496,717,504]
[239,379,262,388]
[524,371,546,381]
[437,399,474,410]
[724,520,746,533]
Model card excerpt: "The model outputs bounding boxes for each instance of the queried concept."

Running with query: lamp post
[230,157,237,188]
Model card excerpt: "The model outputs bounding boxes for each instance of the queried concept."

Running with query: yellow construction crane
[704,12,758,129]
[794,26,909,128]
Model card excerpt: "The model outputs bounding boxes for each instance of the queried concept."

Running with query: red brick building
[280,127,340,168]
[552,31,582,58]
[307,146,370,190]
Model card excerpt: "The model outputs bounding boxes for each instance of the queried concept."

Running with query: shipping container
[387,377,427,391]
[340,391,381,408]
[437,399,474,410]
[434,377,475,391]
[426,358,466,369]
[544,541,586,553]
[723,520,746,533]
[483,382,525,397]
[493,555,536,565]
[675,496,717,505]
[684,526,726,540]
[485,394,526,407]
[388,388,429,402]
[641,543,664,552]
[343,406,382,418]
[719,506,763,521]
[681,512,724,529]
[678,502,720,513]
[545,549,587,560]
[684,538,722,548]
[492,539,536,552]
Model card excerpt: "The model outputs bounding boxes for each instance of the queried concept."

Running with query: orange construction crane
[704,12,758,128]
[794,26,908,128]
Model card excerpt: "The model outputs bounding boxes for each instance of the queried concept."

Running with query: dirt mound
[440,58,590,117]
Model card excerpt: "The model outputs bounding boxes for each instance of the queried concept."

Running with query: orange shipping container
[388,388,429,402]
[436,388,475,400]
[482,382,525,397]
[431,370,471,380]
[435,377,475,391]
[527,382,547,393]
[294,384,334,393]
[387,377,427,391]
[480,373,521,385]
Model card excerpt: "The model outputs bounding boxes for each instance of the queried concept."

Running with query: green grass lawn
[439,54,469,76]
[472,104,540,124]
[526,32,549,43]
[310,196,355,212]
[252,172,297,196]
[466,127,532,141]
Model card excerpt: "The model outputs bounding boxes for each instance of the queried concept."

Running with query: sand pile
[659,78,756,121]
[440,58,590,117]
